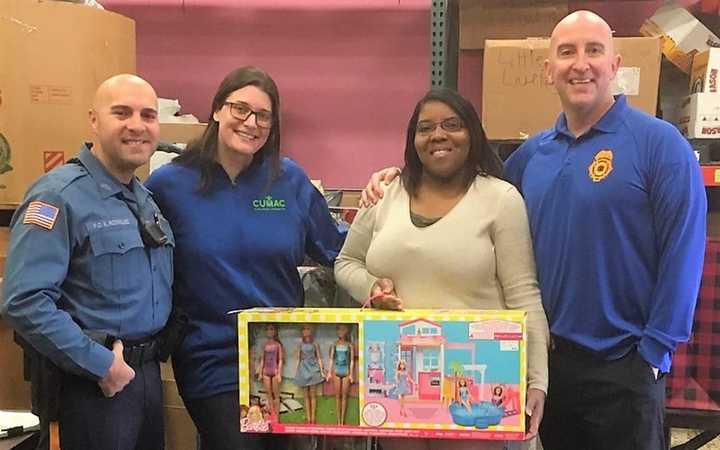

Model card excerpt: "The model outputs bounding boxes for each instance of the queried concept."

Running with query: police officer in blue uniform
[1,74,174,450]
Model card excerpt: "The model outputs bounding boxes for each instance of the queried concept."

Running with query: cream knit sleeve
[334,201,380,304]
[493,184,550,393]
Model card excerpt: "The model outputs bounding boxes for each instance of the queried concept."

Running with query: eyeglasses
[416,117,465,135]
[223,101,273,128]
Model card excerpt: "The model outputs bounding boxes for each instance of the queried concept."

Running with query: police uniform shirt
[1,144,174,380]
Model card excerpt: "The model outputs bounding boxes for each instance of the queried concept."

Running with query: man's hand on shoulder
[359,167,401,208]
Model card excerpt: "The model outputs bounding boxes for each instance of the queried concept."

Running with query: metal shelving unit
[429,0,458,89]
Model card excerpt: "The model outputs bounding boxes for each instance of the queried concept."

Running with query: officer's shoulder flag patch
[23,201,59,230]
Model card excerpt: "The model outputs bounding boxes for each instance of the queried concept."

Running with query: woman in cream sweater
[334,88,549,450]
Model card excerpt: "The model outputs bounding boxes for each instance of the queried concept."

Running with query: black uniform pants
[540,338,666,450]
[58,359,164,450]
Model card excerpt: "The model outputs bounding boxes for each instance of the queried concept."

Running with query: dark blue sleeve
[303,182,347,267]
[1,188,113,379]
[502,140,535,194]
[637,127,707,370]
[144,168,164,200]
[144,166,171,215]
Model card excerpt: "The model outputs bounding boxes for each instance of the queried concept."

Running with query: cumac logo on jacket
[252,195,286,211]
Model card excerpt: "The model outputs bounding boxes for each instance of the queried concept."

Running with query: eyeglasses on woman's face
[416,117,464,135]
[223,101,273,128]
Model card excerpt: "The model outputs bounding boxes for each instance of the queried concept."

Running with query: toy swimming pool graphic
[448,401,504,429]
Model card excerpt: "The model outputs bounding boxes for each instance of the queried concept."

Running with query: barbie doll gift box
[236,307,526,440]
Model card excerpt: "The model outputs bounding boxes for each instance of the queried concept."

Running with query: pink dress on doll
[263,341,281,377]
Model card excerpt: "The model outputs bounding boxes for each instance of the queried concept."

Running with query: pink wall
[103,0,430,188]
[104,0,701,187]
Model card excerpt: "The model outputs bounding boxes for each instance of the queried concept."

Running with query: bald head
[551,10,615,54]
[93,74,157,112]
[88,74,160,183]
[544,10,621,130]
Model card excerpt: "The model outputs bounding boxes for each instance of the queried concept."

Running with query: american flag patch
[23,201,60,230]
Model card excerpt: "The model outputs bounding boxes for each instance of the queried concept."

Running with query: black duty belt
[122,339,159,366]
[550,335,602,359]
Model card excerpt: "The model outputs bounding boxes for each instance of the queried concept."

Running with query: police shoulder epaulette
[42,164,89,191]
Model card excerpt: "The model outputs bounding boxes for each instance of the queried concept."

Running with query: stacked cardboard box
[482,37,661,141]
[161,361,198,450]
[640,3,720,74]
[0,319,31,410]
[136,123,207,181]
[0,225,31,411]
[0,0,135,207]
[0,226,8,275]
[676,49,720,139]
[459,0,567,49]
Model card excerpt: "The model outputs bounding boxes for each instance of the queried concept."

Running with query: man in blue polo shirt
[501,10,706,450]
[359,11,706,450]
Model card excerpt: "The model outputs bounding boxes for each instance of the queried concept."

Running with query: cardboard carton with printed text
[0,1,135,207]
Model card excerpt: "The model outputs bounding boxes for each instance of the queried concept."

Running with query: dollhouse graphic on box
[236,308,526,441]
[362,318,522,430]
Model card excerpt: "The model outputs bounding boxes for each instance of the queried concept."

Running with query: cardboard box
[161,360,175,381]
[0,0,135,207]
[0,319,31,410]
[690,49,720,94]
[339,191,361,208]
[459,0,567,49]
[160,123,207,145]
[136,123,206,181]
[1,230,25,412]
[163,379,198,450]
[675,93,720,138]
[161,360,198,450]
[237,308,527,440]
[482,37,661,141]
[640,4,720,74]
[0,227,8,276]
[165,406,197,450]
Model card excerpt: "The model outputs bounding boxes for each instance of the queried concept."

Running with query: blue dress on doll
[459,386,470,401]
[396,371,411,396]
[296,342,324,387]
[334,343,350,377]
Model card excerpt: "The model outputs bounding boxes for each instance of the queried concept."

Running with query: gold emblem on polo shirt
[588,149,614,182]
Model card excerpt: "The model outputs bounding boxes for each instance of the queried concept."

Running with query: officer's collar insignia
[23,201,60,231]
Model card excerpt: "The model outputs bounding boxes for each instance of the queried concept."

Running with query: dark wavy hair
[173,66,281,193]
[400,88,502,196]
